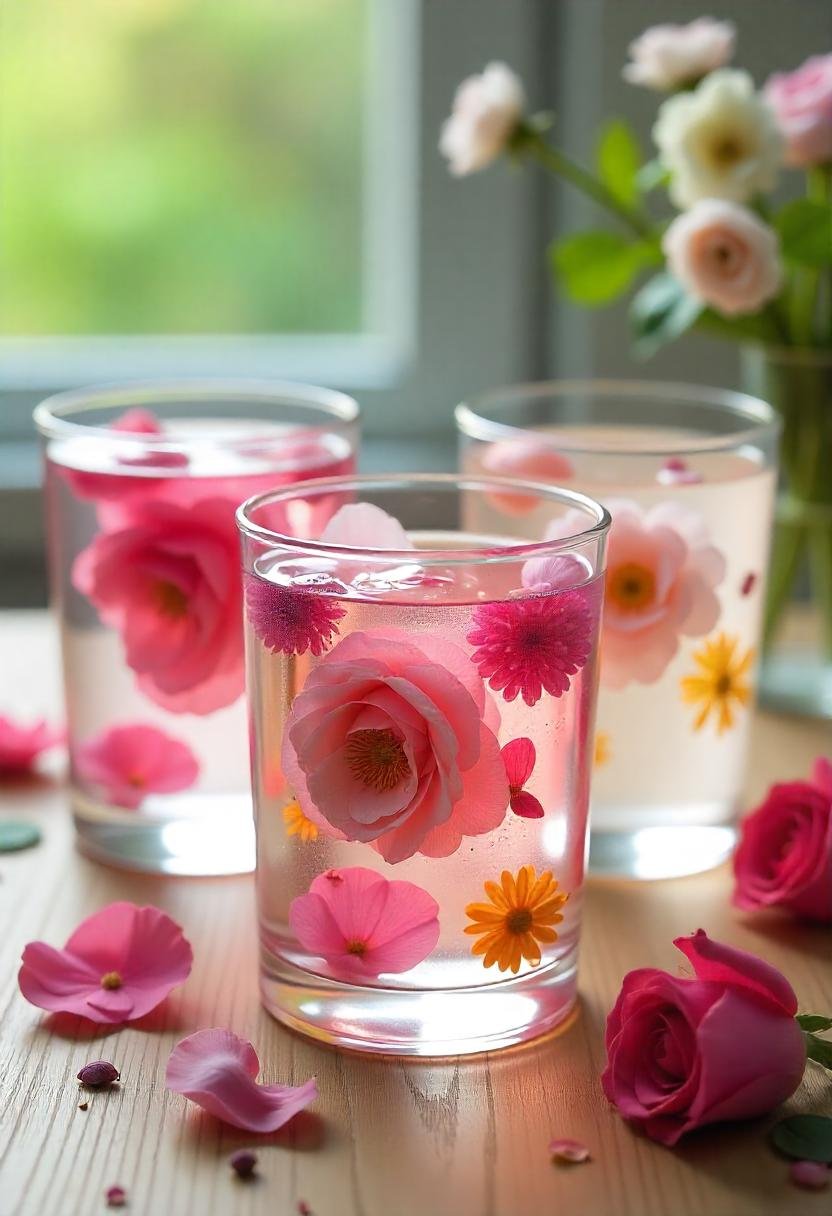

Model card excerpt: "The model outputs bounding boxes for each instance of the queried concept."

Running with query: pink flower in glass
[501,737,544,818]
[290,866,440,978]
[482,438,574,515]
[245,574,346,657]
[18,902,193,1023]
[74,723,200,810]
[0,715,63,776]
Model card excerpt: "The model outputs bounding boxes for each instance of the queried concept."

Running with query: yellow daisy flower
[594,731,612,768]
[680,632,754,735]
[282,798,319,843]
[464,864,568,974]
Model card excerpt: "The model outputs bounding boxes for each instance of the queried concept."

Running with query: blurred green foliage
[0,0,365,335]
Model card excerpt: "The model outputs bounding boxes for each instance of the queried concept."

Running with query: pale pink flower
[166,1028,317,1133]
[319,502,413,549]
[520,552,590,594]
[440,62,525,176]
[765,55,832,167]
[656,457,703,486]
[624,18,735,91]
[245,574,346,657]
[18,902,192,1023]
[282,630,508,863]
[0,715,63,776]
[482,438,574,516]
[467,590,597,706]
[290,866,440,978]
[73,497,244,714]
[502,738,543,819]
[663,200,782,317]
[74,724,200,810]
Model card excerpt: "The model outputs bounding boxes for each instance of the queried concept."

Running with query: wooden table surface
[0,611,830,1216]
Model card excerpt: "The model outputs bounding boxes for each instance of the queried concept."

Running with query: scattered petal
[111,408,162,435]
[0,822,42,852]
[501,739,545,817]
[0,715,64,776]
[656,457,703,486]
[509,790,545,819]
[105,1185,127,1208]
[166,1028,317,1133]
[319,502,413,549]
[229,1149,258,1179]
[790,1160,830,1190]
[549,1137,591,1164]
[74,724,200,811]
[740,571,757,597]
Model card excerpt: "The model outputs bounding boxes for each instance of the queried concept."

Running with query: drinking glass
[457,381,779,880]
[238,473,609,1055]
[36,380,359,875]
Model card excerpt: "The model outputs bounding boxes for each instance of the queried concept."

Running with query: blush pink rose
[765,55,832,167]
[663,200,782,317]
[602,930,807,1146]
[73,497,243,714]
[282,629,509,864]
[439,62,525,176]
[482,437,574,516]
[623,18,735,91]
[733,758,832,923]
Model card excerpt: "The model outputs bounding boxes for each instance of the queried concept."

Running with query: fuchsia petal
[0,715,64,775]
[111,408,163,435]
[166,1029,317,1133]
[74,724,199,810]
[674,929,798,1015]
[510,791,545,819]
[319,503,413,549]
[501,737,536,787]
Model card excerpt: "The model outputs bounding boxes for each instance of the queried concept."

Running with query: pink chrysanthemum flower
[245,574,346,657]
[467,592,594,706]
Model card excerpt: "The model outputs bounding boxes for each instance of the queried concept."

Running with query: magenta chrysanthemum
[467,592,594,706]
[245,574,345,657]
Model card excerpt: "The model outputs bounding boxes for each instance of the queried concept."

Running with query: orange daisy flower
[680,632,754,734]
[464,864,568,974]
[282,798,319,843]
[594,730,612,768]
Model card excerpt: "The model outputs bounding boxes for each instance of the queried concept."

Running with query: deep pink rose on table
[282,629,508,863]
[166,1028,317,1133]
[290,867,441,978]
[73,497,243,714]
[0,715,63,776]
[18,902,193,1023]
[602,930,806,1146]
[733,758,832,923]
[74,723,200,810]
[765,55,832,167]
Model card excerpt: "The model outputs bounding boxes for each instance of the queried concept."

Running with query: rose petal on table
[549,1137,591,1164]
[790,1160,830,1190]
[165,1028,317,1133]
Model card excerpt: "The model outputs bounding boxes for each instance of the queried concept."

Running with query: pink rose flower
[765,55,832,167]
[439,62,525,176]
[733,758,832,923]
[74,723,200,810]
[602,930,807,1146]
[623,18,735,91]
[663,200,782,317]
[73,497,244,714]
[282,629,508,864]
[0,715,63,776]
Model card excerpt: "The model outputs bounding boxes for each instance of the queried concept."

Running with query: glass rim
[236,472,611,566]
[34,378,360,445]
[455,378,780,455]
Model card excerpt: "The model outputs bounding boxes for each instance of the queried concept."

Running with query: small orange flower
[594,731,612,768]
[464,865,568,974]
[282,798,319,843]
[680,632,754,734]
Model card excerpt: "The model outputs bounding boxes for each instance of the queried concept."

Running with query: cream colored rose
[654,70,782,208]
[624,18,735,91]
[663,199,782,316]
[439,62,524,176]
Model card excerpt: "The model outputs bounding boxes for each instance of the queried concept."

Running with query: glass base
[259,948,579,1056]
[72,789,255,875]
[759,651,832,720]
[589,824,737,880]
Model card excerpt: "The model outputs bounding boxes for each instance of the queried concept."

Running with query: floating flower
[439,62,525,176]
[502,738,543,819]
[765,54,832,168]
[467,591,595,706]
[733,757,832,922]
[18,901,193,1023]
[73,497,243,714]
[464,865,568,974]
[290,866,440,978]
[110,408,162,435]
[0,715,63,776]
[283,798,319,843]
[74,723,199,810]
[282,630,508,863]
[481,438,574,515]
[166,1028,317,1133]
[245,574,346,658]
[520,552,590,595]
[656,457,703,487]
[681,631,753,734]
[602,930,806,1146]
[594,731,612,768]
[623,18,735,91]
[319,502,413,549]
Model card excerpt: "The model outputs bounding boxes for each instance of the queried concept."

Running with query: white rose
[624,18,736,91]
[439,62,525,176]
[663,199,782,316]
[654,70,783,209]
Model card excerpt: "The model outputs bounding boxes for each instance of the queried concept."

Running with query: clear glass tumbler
[457,381,779,881]
[238,474,609,1055]
[36,380,359,875]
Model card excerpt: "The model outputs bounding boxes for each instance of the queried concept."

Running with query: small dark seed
[229,1149,258,1179]
[77,1060,120,1087]
[105,1184,127,1208]
[78,1101,89,1111]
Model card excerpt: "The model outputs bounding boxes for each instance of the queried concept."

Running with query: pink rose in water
[663,200,782,317]
[73,497,243,714]
[623,18,735,91]
[282,629,509,864]
[0,715,63,776]
[765,55,832,167]
[733,758,832,923]
[602,930,807,1146]
[75,724,200,810]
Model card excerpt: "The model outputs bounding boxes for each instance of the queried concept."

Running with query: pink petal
[673,929,798,1016]
[549,1138,591,1164]
[111,408,163,435]
[502,737,536,787]
[319,503,412,549]
[510,790,545,819]
[790,1161,830,1190]
[74,724,199,809]
[812,756,832,798]
[166,1028,317,1133]
[0,715,64,775]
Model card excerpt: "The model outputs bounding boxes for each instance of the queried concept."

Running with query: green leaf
[0,821,41,852]
[775,199,832,266]
[630,272,703,358]
[797,1014,832,1033]
[805,1032,832,1070]
[771,1115,832,1164]
[636,158,670,194]
[597,119,642,208]
[550,230,657,306]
